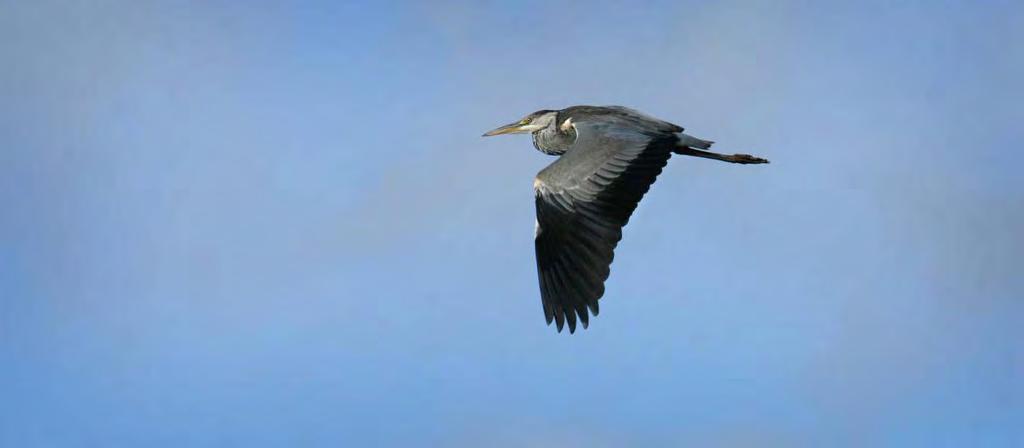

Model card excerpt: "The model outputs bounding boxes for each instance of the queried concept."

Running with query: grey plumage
[483,105,768,333]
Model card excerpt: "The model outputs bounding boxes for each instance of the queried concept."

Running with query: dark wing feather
[534,116,676,333]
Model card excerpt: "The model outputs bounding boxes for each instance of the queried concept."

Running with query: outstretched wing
[534,115,677,333]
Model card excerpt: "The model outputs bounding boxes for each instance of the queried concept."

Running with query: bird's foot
[727,154,770,164]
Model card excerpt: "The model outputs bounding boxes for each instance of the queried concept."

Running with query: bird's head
[482,110,558,137]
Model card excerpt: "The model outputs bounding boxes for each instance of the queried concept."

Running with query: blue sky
[1,1,1022,446]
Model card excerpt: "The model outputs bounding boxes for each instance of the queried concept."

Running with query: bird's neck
[532,124,575,156]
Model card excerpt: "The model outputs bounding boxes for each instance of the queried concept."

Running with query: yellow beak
[482,121,528,137]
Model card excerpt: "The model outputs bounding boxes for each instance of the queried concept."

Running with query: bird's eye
[519,118,531,125]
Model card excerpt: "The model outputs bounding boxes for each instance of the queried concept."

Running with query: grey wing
[533,119,677,333]
[563,105,684,134]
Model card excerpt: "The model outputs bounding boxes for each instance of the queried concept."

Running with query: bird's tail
[676,133,714,149]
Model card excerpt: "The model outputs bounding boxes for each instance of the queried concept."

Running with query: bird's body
[483,105,768,333]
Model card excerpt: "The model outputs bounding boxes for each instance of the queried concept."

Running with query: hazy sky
[2,1,1022,446]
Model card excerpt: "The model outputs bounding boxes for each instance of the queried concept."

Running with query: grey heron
[483,105,769,333]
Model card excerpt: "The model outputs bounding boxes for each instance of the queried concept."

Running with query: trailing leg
[674,146,769,164]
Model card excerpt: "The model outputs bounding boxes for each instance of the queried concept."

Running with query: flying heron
[483,105,769,333]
